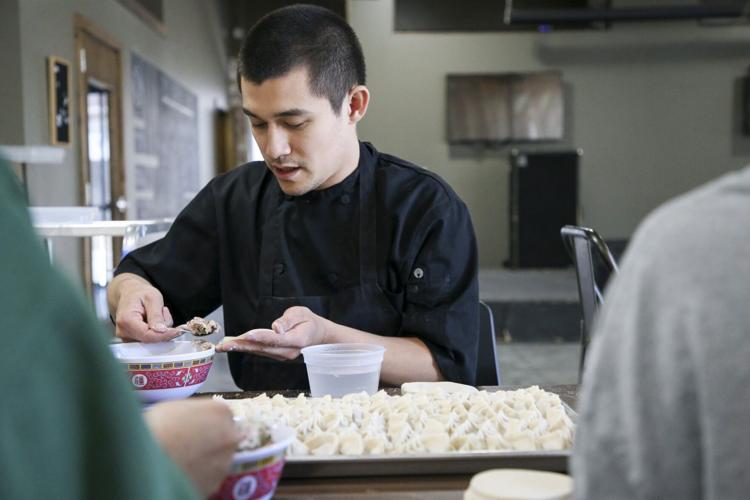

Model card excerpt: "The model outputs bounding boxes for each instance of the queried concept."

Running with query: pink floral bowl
[109,340,214,403]
[211,425,296,500]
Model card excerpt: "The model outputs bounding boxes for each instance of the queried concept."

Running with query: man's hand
[215,306,327,360]
[215,306,444,383]
[143,399,241,497]
[108,273,182,342]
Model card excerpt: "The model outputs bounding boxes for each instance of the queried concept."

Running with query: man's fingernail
[153,322,167,332]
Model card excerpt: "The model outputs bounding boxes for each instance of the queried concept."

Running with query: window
[446,72,563,144]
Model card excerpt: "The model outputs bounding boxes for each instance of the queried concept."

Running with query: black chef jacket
[116,142,479,390]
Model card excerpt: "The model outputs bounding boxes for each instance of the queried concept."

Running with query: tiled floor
[497,342,579,387]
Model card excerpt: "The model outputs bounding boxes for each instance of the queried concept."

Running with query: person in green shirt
[0,159,240,499]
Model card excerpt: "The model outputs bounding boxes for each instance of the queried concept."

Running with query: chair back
[121,219,173,257]
[475,300,502,386]
[560,225,618,380]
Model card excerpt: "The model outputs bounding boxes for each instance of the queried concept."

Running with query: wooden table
[209,384,577,499]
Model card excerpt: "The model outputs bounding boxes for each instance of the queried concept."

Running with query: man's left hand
[215,306,327,360]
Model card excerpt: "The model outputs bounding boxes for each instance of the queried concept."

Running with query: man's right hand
[108,273,182,342]
[144,399,241,497]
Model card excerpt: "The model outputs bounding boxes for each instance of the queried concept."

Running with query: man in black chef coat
[108,4,479,391]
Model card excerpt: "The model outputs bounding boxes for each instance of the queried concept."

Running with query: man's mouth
[271,165,302,180]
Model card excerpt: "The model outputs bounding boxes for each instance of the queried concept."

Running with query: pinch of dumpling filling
[235,418,273,451]
[186,316,221,336]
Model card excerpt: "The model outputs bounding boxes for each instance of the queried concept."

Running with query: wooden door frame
[73,14,126,295]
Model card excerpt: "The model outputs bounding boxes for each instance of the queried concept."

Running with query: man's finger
[116,309,153,341]
[271,320,286,335]
[248,328,308,349]
[274,306,310,333]
[140,328,182,343]
[217,337,294,357]
[243,328,289,347]
[116,307,181,342]
[162,306,174,327]
[215,338,298,360]
[141,292,168,332]
[215,338,263,352]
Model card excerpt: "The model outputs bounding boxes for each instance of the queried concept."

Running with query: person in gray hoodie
[572,164,750,499]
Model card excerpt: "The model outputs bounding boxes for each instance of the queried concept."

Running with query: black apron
[233,158,402,390]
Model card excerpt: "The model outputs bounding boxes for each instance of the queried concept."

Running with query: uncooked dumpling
[219,385,574,457]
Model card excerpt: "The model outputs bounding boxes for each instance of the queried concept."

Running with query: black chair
[560,225,619,381]
[475,300,502,386]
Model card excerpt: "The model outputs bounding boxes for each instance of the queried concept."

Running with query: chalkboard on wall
[131,53,199,219]
[47,56,71,145]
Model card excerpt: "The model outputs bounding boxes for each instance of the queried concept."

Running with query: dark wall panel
[395,0,592,32]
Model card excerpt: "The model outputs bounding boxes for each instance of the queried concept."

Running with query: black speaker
[508,149,580,268]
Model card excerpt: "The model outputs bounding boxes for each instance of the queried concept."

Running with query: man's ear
[346,85,370,124]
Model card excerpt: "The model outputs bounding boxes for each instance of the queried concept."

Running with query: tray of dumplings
[216,383,576,478]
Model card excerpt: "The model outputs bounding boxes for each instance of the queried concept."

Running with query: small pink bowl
[110,340,214,403]
[211,425,295,500]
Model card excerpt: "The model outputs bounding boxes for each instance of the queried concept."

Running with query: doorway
[74,15,126,319]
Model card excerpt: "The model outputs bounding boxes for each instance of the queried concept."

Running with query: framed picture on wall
[47,56,71,145]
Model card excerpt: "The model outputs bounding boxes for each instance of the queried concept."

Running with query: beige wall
[9,0,228,282]
[349,0,750,267]
[0,0,24,145]
[7,0,750,274]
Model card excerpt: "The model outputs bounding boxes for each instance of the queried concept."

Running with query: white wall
[11,0,228,282]
[349,0,750,267]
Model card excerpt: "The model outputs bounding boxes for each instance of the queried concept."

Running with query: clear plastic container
[301,343,385,398]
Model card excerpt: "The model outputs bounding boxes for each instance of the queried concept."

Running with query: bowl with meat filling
[109,340,215,403]
[211,419,295,500]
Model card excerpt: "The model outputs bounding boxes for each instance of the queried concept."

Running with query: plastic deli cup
[300,343,386,398]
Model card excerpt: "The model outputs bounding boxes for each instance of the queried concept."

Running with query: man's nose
[265,126,292,160]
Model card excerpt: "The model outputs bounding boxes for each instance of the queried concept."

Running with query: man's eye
[251,122,267,129]
[285,121,306,129]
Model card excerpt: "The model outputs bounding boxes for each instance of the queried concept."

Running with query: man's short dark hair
[237,4,366,114]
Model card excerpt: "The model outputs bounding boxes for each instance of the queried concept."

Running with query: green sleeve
[0,162,201,500]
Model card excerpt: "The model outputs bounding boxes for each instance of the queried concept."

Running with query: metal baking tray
[210,387,576,478]
[284,449,570,478]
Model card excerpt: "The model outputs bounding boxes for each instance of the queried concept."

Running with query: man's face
[241,67,352,196]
